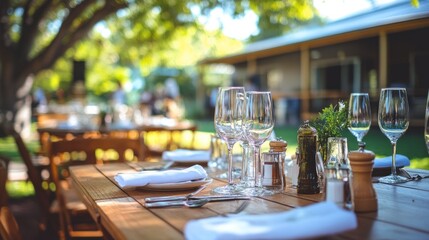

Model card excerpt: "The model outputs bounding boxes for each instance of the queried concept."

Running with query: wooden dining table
[69,162,429,240]
[37,118,197,157]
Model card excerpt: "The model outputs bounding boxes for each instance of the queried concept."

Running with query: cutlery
[146,199,210,208]
[222,200,250,216]
[188,195,251,201]
[144,185,207,203]
[128,161,174,171]
[141,161,174,171]
[145,193,248,203]
[398,168,429,181]
[145,196,251,208]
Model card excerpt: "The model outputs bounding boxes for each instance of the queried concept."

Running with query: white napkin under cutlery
[114,164,208,189]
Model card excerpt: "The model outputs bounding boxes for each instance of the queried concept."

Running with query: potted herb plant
[310,101,349,164]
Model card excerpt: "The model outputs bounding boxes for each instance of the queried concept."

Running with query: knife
[145,193,247,203]
[141,161,174,171]
[145,196,251,208]
[144,185,207,203]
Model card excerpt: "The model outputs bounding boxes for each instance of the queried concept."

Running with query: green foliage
[310,101,349,161]
[411,0,420,7]
[19,0,319,107]
[248,0,318,42]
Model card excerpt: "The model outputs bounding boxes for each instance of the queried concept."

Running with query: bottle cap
[297,120,317,137]
[269,138,287,152]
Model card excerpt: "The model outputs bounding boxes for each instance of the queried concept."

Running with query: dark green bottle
[297,120,320,194]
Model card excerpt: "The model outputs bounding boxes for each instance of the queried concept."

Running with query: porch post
[379,31,388,89]
[300,46,310,121]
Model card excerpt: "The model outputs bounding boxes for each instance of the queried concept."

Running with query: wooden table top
[70,163,429,240]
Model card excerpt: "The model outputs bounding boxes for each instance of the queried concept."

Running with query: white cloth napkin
[114,165,208,188]
[185,201,357,240]
[162,149,210,162]
[374,154,410,168]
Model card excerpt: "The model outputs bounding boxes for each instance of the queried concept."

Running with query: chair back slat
[11,130,51,227]
[0,157,22,240]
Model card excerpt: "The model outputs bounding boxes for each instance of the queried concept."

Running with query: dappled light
[1,1,429,239]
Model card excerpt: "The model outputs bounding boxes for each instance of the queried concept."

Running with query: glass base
[242,187,275,197]
[216,169,241,179]
[378,174,408,184]
[212,184,241,195]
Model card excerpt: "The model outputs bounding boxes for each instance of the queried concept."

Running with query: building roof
[201,0,429,65]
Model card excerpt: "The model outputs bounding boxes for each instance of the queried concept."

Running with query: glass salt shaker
[261,139,287,193]
[325,164,351,209]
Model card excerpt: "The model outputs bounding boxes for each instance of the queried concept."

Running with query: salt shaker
[285,149,299,188]
[261,139,287,192]
[325,165,351,209]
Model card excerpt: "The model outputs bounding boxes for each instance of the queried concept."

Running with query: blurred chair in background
[0,157,23,240]
[49,136,146,239]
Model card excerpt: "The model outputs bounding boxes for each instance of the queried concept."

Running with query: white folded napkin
[114,165,208,188]
[374,154,410,168]
[185,201,357,240]
[162,149,210,162]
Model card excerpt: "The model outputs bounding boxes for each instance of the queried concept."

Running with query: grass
[194,120,429,169]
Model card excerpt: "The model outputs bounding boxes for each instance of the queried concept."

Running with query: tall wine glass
[213,87,245,194]
[378,88,409,184]
[348,93,371,150]
[243,91,274,196]
[425,90,429,154]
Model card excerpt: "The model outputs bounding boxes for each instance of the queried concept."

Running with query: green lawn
[195,120,429,170]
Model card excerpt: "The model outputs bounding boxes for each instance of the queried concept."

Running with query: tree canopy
[0,0,317,136]
[25,0,317,102]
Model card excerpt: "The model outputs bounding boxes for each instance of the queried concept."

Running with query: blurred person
[244,74,260,91]
[152,84,166,115]
[33,88,48,113]
[208,87,218,118]
[139,90,154,117]
[164,96,183,119]
[112,81,126,106]
[165,77,180,100]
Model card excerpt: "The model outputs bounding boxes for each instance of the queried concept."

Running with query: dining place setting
[65,87,429,239]
[105,86,366,239]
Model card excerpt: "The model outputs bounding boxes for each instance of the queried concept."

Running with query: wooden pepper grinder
[348,149,378,213]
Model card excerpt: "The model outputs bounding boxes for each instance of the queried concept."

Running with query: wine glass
[243,91,274,196]
[213,87,245,194]
[425,90,429,155]
[378,88,409,184]
[348,93,371,150]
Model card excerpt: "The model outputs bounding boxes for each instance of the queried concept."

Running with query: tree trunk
[0,64,33,139]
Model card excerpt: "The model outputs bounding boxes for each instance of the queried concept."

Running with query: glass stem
[391,142,397,177]
[241,141,248,181]
[227,146,234,185]
[254,145,261,188]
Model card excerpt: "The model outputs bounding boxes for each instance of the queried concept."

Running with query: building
[200,0,429,125]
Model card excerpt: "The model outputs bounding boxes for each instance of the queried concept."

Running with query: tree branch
[22,0,35,26]
[0,0,11,61]
[17,0,53,64]
[22,1,127,82]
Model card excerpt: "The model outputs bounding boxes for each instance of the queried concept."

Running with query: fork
[222,200,250,216]
[145,185,207,203]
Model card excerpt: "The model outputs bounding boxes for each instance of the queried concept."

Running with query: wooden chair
[142,121,198,159]
[0,157,22,240]
[10,129,53,235]
[48,136,146,239]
